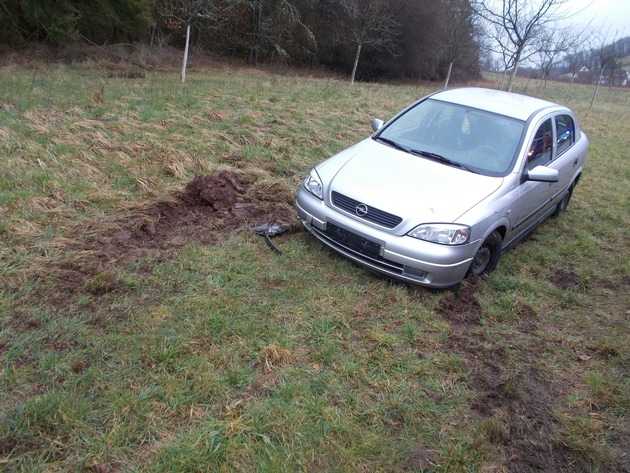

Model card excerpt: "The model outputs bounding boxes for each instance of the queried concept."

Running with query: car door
[548,113,578,200]
[510,117,555,236]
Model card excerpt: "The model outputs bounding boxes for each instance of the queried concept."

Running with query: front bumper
[296,187,480,288]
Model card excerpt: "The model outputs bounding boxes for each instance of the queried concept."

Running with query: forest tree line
[0,0,481,81]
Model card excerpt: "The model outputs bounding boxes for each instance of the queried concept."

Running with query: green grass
[1,64,629,472]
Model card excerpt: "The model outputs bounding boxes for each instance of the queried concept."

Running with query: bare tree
[339,0,398,84]
[534,28,579,88]
[589,31,619,110]
[475,0,568,91]
[241,0,315,66]
[157,0,218,83]
[441,0,480,88]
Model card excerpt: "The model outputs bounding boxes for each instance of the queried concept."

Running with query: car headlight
[304,169,324,200]
[408,223,471,245]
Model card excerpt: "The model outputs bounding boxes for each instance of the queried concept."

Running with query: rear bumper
[296,187,480,288]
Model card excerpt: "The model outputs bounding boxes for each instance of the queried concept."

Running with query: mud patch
[449,329,590,472]
[591,275,630,291]
[0,437,18,456]
[437,281,482,325]
[550,269,580,290]
[7,313,41,332]
[45,170,297,298]
[440,281,593,471]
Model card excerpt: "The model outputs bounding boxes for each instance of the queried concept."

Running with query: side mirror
[371,118,384,132]
[526,165,559,183]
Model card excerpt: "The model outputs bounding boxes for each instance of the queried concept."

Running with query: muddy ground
[40,170,298,299]
[438,281,625,473]
[10,169,627,471]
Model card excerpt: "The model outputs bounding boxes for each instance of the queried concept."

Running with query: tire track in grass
[438,279,604,472]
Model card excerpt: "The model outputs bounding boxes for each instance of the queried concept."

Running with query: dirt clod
[71,359,89,374]
[182,171,247,209]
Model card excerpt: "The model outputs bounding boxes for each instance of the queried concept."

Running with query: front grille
[331,191,402,228]
[311,223,404,274]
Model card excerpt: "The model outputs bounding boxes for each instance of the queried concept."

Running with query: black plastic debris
[254,223,290,254]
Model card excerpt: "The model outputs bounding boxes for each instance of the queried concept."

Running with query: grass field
[1,63,629,472]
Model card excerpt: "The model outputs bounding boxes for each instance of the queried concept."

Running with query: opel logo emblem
[355,204,369,216]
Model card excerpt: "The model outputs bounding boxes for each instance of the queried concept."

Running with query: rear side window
[527,119,553,169]
[555,114,575,155]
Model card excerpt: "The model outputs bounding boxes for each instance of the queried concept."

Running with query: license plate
[325,223,381,259]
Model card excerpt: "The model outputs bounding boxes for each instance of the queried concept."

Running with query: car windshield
[376,98,525,176]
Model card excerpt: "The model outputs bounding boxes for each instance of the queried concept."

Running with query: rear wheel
[468,231,502,277]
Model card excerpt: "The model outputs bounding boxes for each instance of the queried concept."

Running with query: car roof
[430,87,559,121]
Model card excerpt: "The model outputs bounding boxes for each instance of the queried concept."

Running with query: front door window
[527,119,553,170]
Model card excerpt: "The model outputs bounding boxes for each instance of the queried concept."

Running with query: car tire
[468,231,502,278]
[553,181,576,217]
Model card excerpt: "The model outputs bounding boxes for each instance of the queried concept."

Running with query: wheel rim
[471,246,492,275]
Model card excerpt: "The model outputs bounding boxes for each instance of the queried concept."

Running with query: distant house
[577,66,593,84]
[611,69,630,87]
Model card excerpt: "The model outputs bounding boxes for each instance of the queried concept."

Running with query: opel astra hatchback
[296,87,588,287]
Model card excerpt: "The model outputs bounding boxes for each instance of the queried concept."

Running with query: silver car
[296,87,588,288]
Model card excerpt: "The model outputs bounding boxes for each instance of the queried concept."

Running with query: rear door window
[555,114,575,155]
[527,119,553,170]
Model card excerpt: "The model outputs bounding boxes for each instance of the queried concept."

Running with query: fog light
[404,266,428,280]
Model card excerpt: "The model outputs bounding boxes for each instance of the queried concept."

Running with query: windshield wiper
[375,139,480,174]
[410,149,479,174]
[374,136,410,153]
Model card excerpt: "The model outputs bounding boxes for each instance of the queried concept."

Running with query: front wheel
[553,180,577,217]
[468,231,502,277]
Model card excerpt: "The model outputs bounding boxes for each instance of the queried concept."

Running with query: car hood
[320,139,503,231]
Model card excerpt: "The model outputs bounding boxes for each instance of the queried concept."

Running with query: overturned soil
[48,170,298,296]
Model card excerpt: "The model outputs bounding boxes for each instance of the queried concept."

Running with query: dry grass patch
[258,344,293,373]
